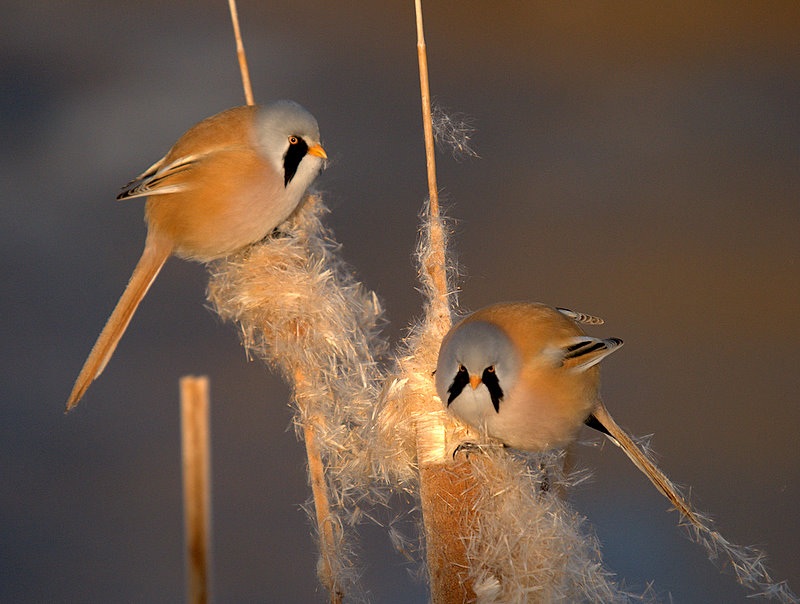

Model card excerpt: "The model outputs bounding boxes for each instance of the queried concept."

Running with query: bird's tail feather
[590,400,798,602]
[591,400,699,525]
[65,232,172,411]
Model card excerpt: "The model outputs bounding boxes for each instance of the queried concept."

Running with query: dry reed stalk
[404,3,642,601]
[213,3,798,601]
[412,2,476,601]
[220,7,348,602]
[227,0,254,106]
[296,369,344,604]
[207,195,386,602]
[180,375,212,604]
[418,459,477,602]
[414,0,447,309]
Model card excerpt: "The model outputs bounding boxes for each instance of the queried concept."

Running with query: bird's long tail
[66,231,173,411]
[589,400,699,525]
[588,400,798,603]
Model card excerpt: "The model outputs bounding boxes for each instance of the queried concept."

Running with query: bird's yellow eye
[457,364,467,373]
[288,135,299,145]
[486,365,495,373]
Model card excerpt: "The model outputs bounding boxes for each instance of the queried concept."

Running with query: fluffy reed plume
[372,201,461,486]
[462,448,655,604]
[206,193,387,601]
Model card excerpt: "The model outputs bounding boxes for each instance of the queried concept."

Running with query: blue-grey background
[2,2,798,602]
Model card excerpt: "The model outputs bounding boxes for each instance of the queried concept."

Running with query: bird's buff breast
[452,384,590,452]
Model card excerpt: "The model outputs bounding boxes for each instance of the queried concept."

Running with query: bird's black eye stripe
[283,135,310,186]
[481,365,504,413]
[446,364,469,406]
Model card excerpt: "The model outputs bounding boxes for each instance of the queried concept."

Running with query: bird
[435,300,702,527]
[435,301,622,451]
[66,100,327,411]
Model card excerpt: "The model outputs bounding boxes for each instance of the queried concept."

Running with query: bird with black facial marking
[434,302,800,601]
[435,300,709,531]
[66,100,327,410]
[435,301,623,451]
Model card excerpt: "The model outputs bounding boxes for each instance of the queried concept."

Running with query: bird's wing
[116,154,205,200]
[117,106,257,201]
[556,336,623,371]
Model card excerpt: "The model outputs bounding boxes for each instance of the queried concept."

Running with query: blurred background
[2,1,798,602]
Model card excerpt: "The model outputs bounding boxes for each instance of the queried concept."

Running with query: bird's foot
[452,441,491,459]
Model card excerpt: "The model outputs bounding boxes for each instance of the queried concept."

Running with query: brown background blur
[2,2,798,602]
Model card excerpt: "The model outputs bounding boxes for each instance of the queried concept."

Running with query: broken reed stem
[180,376,212,604]
[227,0,255,106]
[296,370,343,604]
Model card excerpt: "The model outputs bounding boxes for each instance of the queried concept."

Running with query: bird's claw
[452,441,483,459]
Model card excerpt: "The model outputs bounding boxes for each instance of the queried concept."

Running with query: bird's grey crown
[258,100,320,142]
[435,319,521,404]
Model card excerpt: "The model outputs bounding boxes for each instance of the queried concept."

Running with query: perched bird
[66,100,327,411]
[435,303,800,600]
[435,301,622,451]
[435,301,702,527]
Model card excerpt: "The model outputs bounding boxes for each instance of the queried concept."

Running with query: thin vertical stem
[296,370,343,604]
[226,3,340,599]
[415,0,439,218]
[228,0,255,106]
[415,0,448,309]
[413,2,473,602]
[180,376,212,604]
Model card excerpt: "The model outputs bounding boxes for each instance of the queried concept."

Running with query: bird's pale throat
[447,365,505,413]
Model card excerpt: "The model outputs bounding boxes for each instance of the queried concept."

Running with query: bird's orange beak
[307,143,327,159]
[469,374,482,390]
